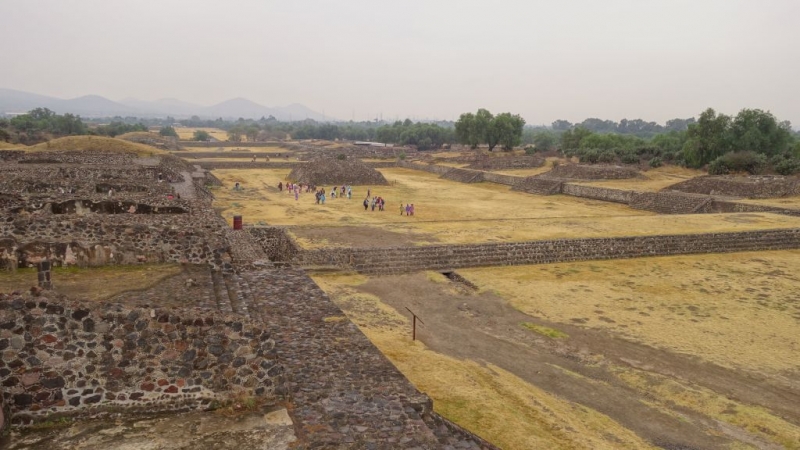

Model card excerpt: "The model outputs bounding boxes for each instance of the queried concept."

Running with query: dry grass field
[0,264,181,301]
[210,168,800,247]
[312,273,656,450]
[460,251,800,375]
[178,146,290,155]
[571,166,705,191]
[0,141,24,149]
[173,127,229,141]
[312,253,800,449]
[26,136,166,156]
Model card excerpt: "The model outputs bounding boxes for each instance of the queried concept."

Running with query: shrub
[598,150,616,163]
[580,149,600,164]
[398,152,406,161]
[707,151,767,175]
[775,157,800,175]
[524,146,536,155]
[619,150,639,164]
[336,153,346,160]
[649,156,663,168]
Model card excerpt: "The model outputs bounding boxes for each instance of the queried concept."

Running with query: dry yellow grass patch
[173,127,230,141]
[312,273,655,450]
[0,264,182,301]
[0,141,24,149]
[210,168,800,245]
[460,250,800,374]
[571,166,705,191]
[611,366,800,449]
[737,196,800,209]
[26,136,166,156]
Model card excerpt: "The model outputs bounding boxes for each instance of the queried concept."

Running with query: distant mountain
[0,88,328,121]
[119,97,202,116]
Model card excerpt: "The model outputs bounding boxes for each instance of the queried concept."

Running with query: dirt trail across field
[355,273,799,450]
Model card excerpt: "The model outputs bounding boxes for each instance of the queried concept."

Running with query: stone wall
[481,172,525,187]
[292,228,800,274]
[0,295,283,425]
[666,175,800,199]
[465,155,544,171]
[561,184,635,204]
[547,164,641,180]
[629,191,712,214]
[514,177,564,195]
[246,227,299,262]
[194,161,299,170]
[439,168,485,183]
[0,214,229,269]
[396,160,453,175]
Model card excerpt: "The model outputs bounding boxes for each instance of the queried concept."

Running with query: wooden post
[405,307,424,341]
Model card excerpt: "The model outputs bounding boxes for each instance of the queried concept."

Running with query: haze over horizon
[2,0,799,125]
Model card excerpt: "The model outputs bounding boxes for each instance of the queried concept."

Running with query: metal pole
[405,307,424,341]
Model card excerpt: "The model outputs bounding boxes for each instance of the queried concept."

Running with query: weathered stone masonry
[292,228,800,274]
[0,296,283,426]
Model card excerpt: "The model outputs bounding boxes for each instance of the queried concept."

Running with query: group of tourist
[363,196,386,211]
[274,180,415,216]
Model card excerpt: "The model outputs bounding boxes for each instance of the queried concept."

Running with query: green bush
[398,152,406,161]
[649,156,663,168]
[708,151,767,175]
[336,154,346,160]
[619,150,639,164]
[598,150,616,163]
[524,146,536,155]
[775,157,800,175]
[580,149,600,164]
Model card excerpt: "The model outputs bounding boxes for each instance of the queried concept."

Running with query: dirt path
[356,273,799,449]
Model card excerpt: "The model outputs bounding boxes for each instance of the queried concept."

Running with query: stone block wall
[561,184,634,204]
[396,160,453,175]
[0,295,283,426]
[246,227,299,262]
[481,172,525,187]
[440,168,485,183]
[0,214,229,269]
[293,228,800,274]
[629,191,712,214]
[513,177,564,195]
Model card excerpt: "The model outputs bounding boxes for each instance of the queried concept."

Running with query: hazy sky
[3,0,799,125]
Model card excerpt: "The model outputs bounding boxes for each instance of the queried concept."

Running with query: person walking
[278,181,283,191]
[363,198,369,211]
[371,197,376,211]
[410,204,415,216]
[405,204,410,216]
[400,203,404,215]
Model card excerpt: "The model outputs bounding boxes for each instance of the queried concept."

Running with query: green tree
[682,108,732,168]
[728,109,792,156]
[560,127,593,150]
[193,130,211,141]
[492,113,525,151]
[474,109,493,148]
[159,126,178,137]
[531,131,557,151]
[455,112,478,148]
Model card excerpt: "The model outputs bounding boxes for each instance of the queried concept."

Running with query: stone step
[210,268,232,314]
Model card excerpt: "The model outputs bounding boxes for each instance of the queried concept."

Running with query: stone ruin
[288,155,389,186]
[118,132,182,151]
[0,143,495,449]
[464,154,545,171]
[665,175,800,199]
[542,163,641,180]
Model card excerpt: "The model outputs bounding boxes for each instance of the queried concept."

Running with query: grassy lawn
[173,127,230,141]
[0,264,182,301]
